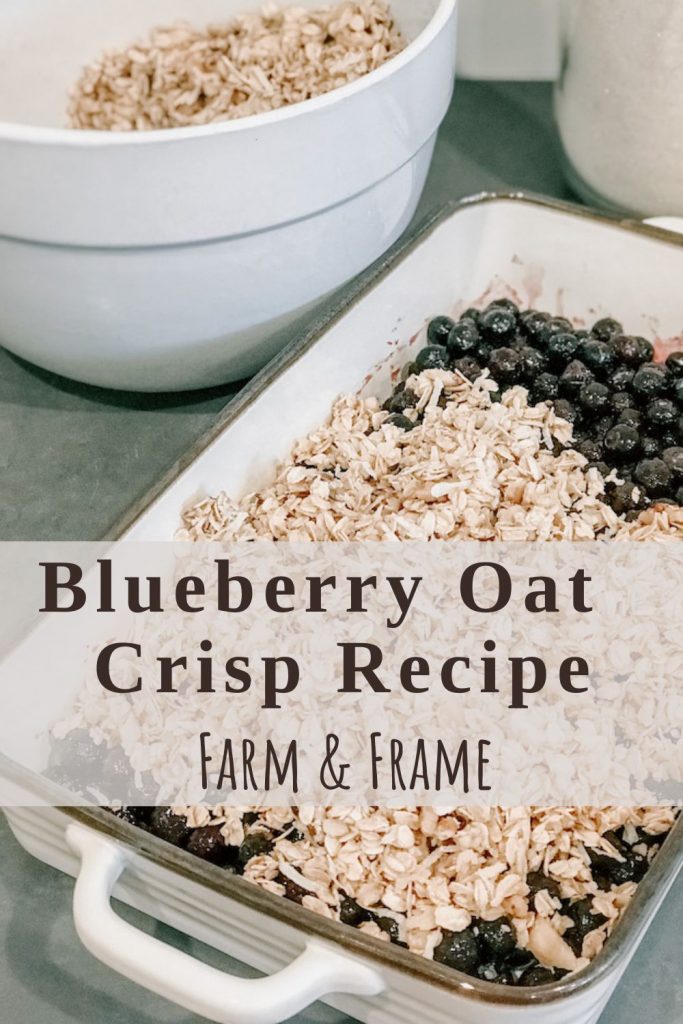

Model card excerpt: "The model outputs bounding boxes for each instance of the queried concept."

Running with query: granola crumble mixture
[172,369,679,976]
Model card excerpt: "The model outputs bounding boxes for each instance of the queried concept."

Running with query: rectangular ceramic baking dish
[4,193,683,1024]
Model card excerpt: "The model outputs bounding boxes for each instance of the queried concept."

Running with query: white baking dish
[0,0,456,391]
[4,194,683,1024]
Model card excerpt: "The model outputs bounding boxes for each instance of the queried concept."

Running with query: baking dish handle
[66,823,385,1024]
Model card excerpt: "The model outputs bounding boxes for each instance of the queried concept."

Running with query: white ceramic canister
[554,0,683,216]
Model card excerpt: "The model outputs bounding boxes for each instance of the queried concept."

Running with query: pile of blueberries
[112,807,661,989]
[385,299,683,516]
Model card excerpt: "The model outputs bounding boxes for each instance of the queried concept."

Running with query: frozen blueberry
[519,965,558,987]
[609,365,635,391]
[427,316,455,346]
[447,320,480,356]
[277,872,312,905]
[632,365,668,401]
[477,917,517,960]
[634,458,673,496]
[518,346,548,379]
[386,413,415,431]
[531,373,560,402]
[238,831,274,866]
[603,424,640,461]
[619,408,642,428]
[611,392,635,416]
[611,335,651,367]
[453,356,483,381]
[578,382,610,416]
[646,398,678,431]
[673,379,683,406]
[433,928,481,973]
[149,808,191,847]
[387,387,418,414]
[339,895,372,927]
[640,435,660,458]
[560,360,594,398]
[114,807,151,828]
[186,826,234,866]
[576,439,604,462]
[607,481,643,516]
[592,317,623,342]
[376,916,400,944]
[488,347,522,384]
[547,333,580,370]
[48,730,101,777]
[666,352,683,377]
[554,398,580,425]
[579,340,617,377]
[480,306,517,342]
[663,447,683,479]
[488,298,519,315]
[520,309,551,345]
[539,317,574,345]
[415,345,449,371]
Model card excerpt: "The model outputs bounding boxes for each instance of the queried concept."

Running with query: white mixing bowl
[0,0,457,391]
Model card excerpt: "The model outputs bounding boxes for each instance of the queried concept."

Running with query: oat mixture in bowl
[101,298,681,987]
[69,1,405,131]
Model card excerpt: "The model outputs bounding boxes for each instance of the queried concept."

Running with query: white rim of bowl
[0,0,456,146]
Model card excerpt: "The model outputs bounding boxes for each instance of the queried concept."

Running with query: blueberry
[238,832,274,866]
[578,382,610,415]
[612,335,651,367]
[474,340,493,366]
[646,398,678,431]
[539,317,574,345]
[666,352,683,377]
[339,895,372,927]
[554,398,580,425]
[386,413,415,431]
[673,379,683,406]
[149,808,191,847]
[531,373,560,402]
[634,458,673,496]
[640,436,659,458]
[603,424,640,461]
[520,309,551,345]
[387,387,418,414]
[453,356,483,382]
[577,439,604,462]
[477,917,517,960]
[460,307,481,322]
[277,872,311,905]
[632,365,668,401]
[488,347,522,384]
[634,337,655,364]
[447,320,480,356]
[433,929,481,973]
[609,392,632,416]
[547,333,580,370]
[593,414,616,439]
[48,730,102,781]
[488,298,520,315]
[677,486,683,505]
[519,966,558,987]
[663,447,683,479]
[114,807,151,828]
[587,461,611,478]
[480,306,517,342]
[579,340,617,377]
[187,826,235,866]
[376,916,400,944]
[592,317,623,342]
[427,316,455,346]
[400,361,418,381]
[619,408,642,427]
[607,481,643,516]
[560,360,594,398]
[609,365,635,391]
[415,345,449,371]
[518,346,548,379]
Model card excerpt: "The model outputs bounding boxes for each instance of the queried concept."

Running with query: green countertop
[1,81,680,1024]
